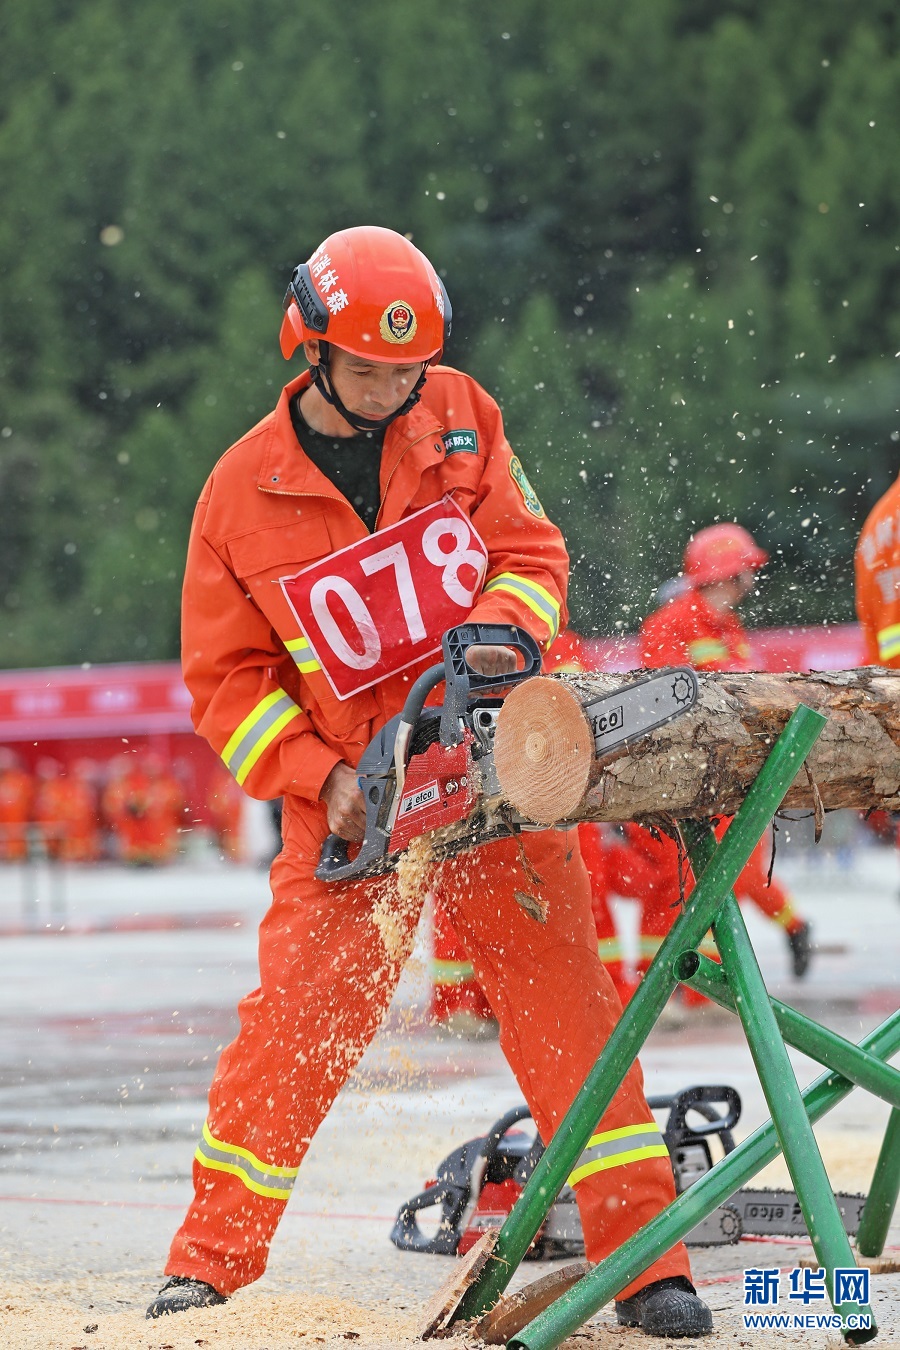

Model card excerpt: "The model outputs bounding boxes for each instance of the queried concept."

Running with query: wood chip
[513,890,548,923]
[418,1228,500,1340]
[476,1262,592,1344]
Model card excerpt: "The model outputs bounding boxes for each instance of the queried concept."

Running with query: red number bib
[280,496,488,700]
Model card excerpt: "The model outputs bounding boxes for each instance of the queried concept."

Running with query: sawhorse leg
[453,704,827,1327]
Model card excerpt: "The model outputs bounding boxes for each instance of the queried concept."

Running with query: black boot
[146,1276,228,1319]
[788,920,812,978]
[615,1276,713,1338]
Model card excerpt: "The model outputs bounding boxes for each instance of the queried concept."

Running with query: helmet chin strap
[310,343,428,433]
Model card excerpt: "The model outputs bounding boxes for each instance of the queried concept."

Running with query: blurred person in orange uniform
[855,470,900,855]
[0,747,35,861]
[33,758,101,862]
[103,753,185,865]
[147,227,709,1335]
[206,764,245,862]
[630,523,812,990]
[856,469,900,667]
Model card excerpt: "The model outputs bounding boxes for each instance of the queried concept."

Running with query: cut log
[492,668,900,825]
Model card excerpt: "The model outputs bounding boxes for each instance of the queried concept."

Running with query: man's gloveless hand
[319,762,367,841]
[465,644,518,677]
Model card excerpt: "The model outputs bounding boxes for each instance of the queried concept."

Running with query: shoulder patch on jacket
[509,455,545,518]
[441,428,479,456]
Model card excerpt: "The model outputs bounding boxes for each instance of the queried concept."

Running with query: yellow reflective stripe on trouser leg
[431,958,476,986]
[568,1123,669,1187]
[484,573,560,642]
[221,689,301,786]
[285,635,322,674]
[877,623,900,662]
[195,1122,299,1201]
[639,934,717,960]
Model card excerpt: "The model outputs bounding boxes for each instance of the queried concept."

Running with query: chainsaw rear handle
[390,1105,537,1256]
[390,1180,469,1255]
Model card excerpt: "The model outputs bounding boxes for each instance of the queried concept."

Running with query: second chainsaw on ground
[390,1086,867,1255]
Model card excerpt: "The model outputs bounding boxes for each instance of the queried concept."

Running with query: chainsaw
[390,1087,867,1255]
[316,623,700,883]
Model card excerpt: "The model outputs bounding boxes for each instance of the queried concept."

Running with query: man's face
[325,345,424,423]
[721,570,757,606]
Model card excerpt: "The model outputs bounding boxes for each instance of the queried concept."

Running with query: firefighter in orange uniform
[856,470,900,667]
[33,759,101,863]
[632,523,812,988]
[104,754,184,865]
[147,228,709,1336]
[0,747,34,862]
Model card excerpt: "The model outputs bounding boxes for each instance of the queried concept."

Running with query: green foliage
[1,0,898,665]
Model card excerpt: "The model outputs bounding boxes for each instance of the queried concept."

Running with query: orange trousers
[431,894,495,1022]
[167,803,690,1298]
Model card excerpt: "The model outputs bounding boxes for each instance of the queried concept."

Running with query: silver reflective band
[195,1122,298,1200]
[568,1124,669,1187]
[221,689,301,786]
[285,635,322,674]
[485,572,560,641]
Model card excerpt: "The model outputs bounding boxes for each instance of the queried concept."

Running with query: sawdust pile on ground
[1,1285,464,1350]
[4,1275,900,1349]
[0,1283,636,1350]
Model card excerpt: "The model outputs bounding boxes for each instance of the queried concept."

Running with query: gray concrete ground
[0,818,898,1347]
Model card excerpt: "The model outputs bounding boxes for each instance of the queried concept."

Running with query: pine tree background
[1,0,898,665]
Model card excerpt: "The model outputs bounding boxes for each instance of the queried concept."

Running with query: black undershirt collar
[290,394,385,532]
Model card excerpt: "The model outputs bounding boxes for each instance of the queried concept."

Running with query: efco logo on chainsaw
[398,782,441,817]
[590,703,624,738]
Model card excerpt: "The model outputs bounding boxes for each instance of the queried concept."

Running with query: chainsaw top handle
[437,623,542,745]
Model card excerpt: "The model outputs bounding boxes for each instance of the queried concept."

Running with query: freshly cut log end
[493,676,594,824]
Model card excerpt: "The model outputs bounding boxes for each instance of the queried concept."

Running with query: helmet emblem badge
[380,301,418,344]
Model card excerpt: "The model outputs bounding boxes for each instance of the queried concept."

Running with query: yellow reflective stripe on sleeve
[568,1123,669,1187]
[877,623,900,662]
[285,635,322,674]
[221,689,301,786]
[485,573,560,642]
[430,958,476,986]
[194,1121,298,1201]
[687,638,729,665]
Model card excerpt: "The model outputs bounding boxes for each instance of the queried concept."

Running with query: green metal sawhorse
[450,704,900,1347]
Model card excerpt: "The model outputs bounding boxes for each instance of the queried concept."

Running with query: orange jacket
[639,586,753,671]
[855,471,900,666]
[181,366,569,803]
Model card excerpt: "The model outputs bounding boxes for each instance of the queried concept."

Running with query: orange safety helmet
[280,226,451,364]
[683,523,768,586]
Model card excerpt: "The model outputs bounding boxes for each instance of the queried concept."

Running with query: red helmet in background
[683,523,768,586]
[280,226,451,364]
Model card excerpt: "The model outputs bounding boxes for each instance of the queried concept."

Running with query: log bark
[492,668,900,825]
